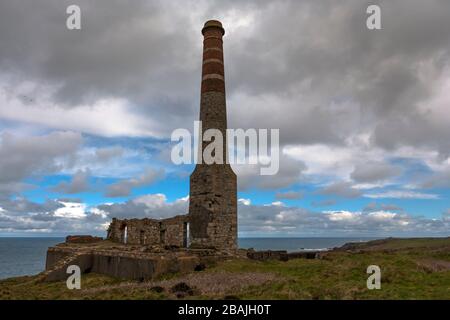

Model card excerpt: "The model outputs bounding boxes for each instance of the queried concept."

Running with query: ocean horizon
[0,237,379,280]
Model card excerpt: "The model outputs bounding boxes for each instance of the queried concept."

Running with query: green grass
[1,238,449,300]
[207,249,449,299]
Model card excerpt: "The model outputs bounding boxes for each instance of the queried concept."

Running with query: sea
[0,237,378,280]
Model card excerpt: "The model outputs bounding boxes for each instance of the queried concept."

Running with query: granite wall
[107,215,188,247]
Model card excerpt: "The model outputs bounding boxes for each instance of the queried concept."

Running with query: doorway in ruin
[160,228,166,245]
[184,222,190,248]
[119,223,128,244]
[140,230,146,245]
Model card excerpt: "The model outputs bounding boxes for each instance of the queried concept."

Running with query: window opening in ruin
[140,230,145,245]
[184,222,190,248]
[124,226,128,244]
[160,229,165,244]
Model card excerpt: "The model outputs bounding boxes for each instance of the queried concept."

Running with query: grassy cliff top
[1,237,449,300]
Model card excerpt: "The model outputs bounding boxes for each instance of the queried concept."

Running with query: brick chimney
[188,20,237,250]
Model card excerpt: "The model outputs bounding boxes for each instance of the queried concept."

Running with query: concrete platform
[42,240,237,282]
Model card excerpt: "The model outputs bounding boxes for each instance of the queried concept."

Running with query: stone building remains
[107,215,188,247]
[106,20,237,251]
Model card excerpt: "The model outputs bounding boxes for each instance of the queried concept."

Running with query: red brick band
[204,47,223,52]
[202,74,224,81]
[203,35,223,41]
[203,50,223,61]
[201,22,225,93]
[202,62,224,77]
[201,78,225,93]
[203,38,222,49]
[203,59,223,65]
[202,25,224,37]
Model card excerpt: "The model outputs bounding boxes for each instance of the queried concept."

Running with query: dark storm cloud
[420,169,450,189]
[275,191,304,200]
[52,169,91,194]
[57,198,83,203]
[105,168,165,197]
[443,210,450,222]
[0,131,82,184]
[98,194,187,219]
[351,162,401,183]
[0,0,450,201]
[318,181,362,198]
[237,202,450,236]
[94,146,124,163]
[363,202,404,213]
[0,131,82,197]
[0,0,211,136]
[225,0,450,153]
[0,198,109,235]
[311,199,337,207]
[234,154,307,191]
[1,0,449,155]
[0,198,63,215]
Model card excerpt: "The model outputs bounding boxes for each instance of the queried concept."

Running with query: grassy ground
[1,237,449,300]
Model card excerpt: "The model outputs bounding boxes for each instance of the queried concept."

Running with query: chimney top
[202,20,225,36]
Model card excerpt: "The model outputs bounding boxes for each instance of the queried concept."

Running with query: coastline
[1,237,449,300]
[0,237,376,279]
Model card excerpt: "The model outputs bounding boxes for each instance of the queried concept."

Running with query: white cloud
[238,198,251,206]
[368,211,397,220]
[283,144,358,179]
[0,89,157,137]
[98,193,188,220]
[270,201,285,207]
[133,193,168,208]
[325,210,361,222]
[89,207,108,219]
[54,202,87,219]
[364,191,440,200]
[0,194,448,236]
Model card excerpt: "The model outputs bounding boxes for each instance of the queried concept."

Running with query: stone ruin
[106,20,237,251]
[66,235,103,244]
[42,21,238,282]
[42,20,322,283]
[107,215,189,248]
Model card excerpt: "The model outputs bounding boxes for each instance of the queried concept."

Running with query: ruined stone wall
[161,216,188,247]
[107,215,188,247]
[45,248,201,281]
[107,21,237,251]
[66,235,102,243]
[126,219,160,245]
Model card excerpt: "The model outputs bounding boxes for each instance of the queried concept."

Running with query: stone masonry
[188,20,237,250]
[105,20,237,251]
[107,215,188,247]
[42,21,323,282]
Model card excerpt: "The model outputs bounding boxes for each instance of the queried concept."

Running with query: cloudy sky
[0,0,449,237]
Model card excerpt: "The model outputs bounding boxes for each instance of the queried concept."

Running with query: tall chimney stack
[188,20,237,250]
